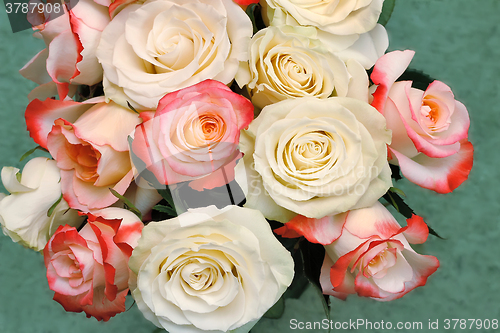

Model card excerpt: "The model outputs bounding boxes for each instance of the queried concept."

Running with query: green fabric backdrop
[1,1,499,332]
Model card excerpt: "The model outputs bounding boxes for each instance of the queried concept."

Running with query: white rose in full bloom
[0,158,84,251]
[263,0,384,36]
[236,25,369,110]
[128,205,294,333]
[96,0,253,110]
[236,97,392,222]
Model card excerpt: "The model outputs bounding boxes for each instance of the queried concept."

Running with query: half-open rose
[26,98,141,210]
[21,0,110,99]
[320,202,440,301]
[0,157,84,251]
[44,208,143,321]
[371,50,473,193]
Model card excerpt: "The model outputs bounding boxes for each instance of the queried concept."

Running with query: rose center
[65,141,101,182]
[185,113,226,147]
[287,131,334,171]
[420,97,451,132]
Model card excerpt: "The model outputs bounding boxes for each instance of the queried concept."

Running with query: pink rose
[43,208,143,321]
[319,202,439,301]
[26,98,141,210]
[131,80,253,190]
[21,0,110,99]
[371,50,473,193]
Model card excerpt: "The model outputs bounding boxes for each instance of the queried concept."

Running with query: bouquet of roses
[0,0,474,332]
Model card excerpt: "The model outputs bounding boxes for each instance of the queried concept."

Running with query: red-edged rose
[319,202,439,301]
[43,208,143,321]
[371,50,473,193]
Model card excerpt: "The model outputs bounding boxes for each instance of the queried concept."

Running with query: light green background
[0,1,499,332]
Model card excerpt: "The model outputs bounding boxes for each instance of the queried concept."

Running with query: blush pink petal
[71,170,135,210]
[389,140,473,194]
[46,30,82,84]
[401,215,429,244]
[371,50,415,113]
[72,102,140,152]
[132,122,195,185]
[344,202,401,239]
[26,99,92,149]
[354,273,384,298]
[274,213,347,245]
[377,250,439,302]
[187,151,242,191]
[19,48,51,85]
[320,253,352,300]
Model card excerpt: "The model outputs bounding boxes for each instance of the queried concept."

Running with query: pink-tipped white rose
[320,202,439,301]
[44,208,143,321]
[131,80,253,190]
[21,0,110,99]
[26,98,141,211]
[371,50,473,193]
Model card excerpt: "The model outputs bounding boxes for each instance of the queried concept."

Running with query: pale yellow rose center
[283,130,339,177]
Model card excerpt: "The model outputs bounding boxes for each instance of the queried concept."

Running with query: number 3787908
[5,1,61,14]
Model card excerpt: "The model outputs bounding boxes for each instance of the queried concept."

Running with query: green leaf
[109,188,142,220]
[299,241,331,329]
[282,242,309,300]
[157,188,176,211]
[127,101,140,114]
[153,204,177,217]
[263,296,285,319]
[19,146,49,162]
[389,186,406,197]
[428,225,445,239]
[377,0,396,26]
[15,171,22,183]
[47,194,63,217]
[245,3,266,34]
[398,68,435,91]
[382,191,444,240]
[382,191,413,218]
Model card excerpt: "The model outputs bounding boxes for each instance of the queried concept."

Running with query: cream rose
[236,97,392,222]
[237,25,369,110]
[0,157,84,251]
[96,0,253,110]
[263,0,384,36]
[128,205,294,333]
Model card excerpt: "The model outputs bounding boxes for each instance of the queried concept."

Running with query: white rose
[263,0,384,36]
[236,25,369,110]
[0,157,84,251]
[128,205,294,333]
[236,97,392,222]
[325,24,389,69]
[96,0,253,110]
